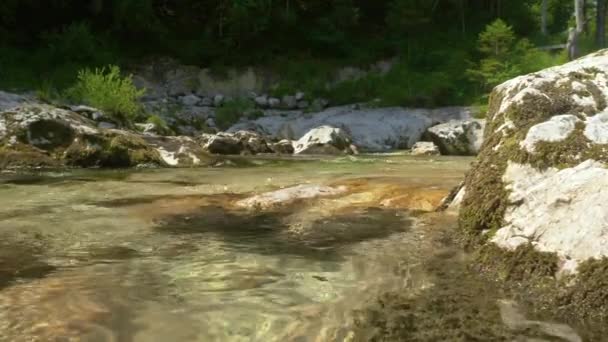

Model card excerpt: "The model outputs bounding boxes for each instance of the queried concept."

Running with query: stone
[0,91,37,112]
[460,49,608,274]
[281,95,297,109]
[254,95,269,108]
[228,105,473,151]
[200,131,271,155]
[179,94,201,107]
[213,94,225,107]
[297,100,310,109]
[491,160,608,267]
[268,97,281,108]
[293,126,356,155]
[411,142,440,156]
[98,121,117,129]
[230,130,272,154]
[311,98,330,111]
[424,119,486,155]
[200,96,214,107]
[0,104,166,168]
[144,135,213,167]
[236,184,348,210]
[201,133,242,155]
[295,92,305,101]
[270,139,295,154]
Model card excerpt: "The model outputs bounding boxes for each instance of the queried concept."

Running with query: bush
[66,65,145,125]
[215,98,255,130]
[146,114,173,136]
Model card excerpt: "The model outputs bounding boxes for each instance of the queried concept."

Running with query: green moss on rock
[555,258,608,321]
[0,144,59,169]
[474,244,559,282]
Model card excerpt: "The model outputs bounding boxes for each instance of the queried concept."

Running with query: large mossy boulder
[460,50,608,319]
[0,104,167,168]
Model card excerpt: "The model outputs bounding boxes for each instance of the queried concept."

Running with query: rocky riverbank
[0,90,486,169]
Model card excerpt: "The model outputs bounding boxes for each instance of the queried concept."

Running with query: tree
[541,0,548,35]
[478,19,516,58]
[568,0,585,60]
[598,0,607,47]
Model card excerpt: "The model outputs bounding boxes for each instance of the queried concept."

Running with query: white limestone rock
[521,115,580,152]
[293,126,355,155]
[411,141,440,156]
[229,105,472,151]
[425,119,486,155]
[236,184,348,210]
[492,160,608,272]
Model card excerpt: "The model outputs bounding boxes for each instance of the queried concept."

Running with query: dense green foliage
[65,65,144,125]
[0,0,603,108]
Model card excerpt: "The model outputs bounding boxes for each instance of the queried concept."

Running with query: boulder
[295,92,305,101]
[281,95,297,109]
[0,104,166,168]
[213,94,225,107]
[254,95,269,108]
[270,139,295,154]
[411,141,440,156]
[230,130,272,154]
[200,131,271,155]
[200,97,214,107]
[143,135,213,167]
[201,133,242,155]
[179,94,201,107]
[268,97,281,109]
[297,100,310,109]
[0,91,37,112]
[460,50,608,276]
[293,126,356,155]
[311,98,330,111]
[424,119,486,155]
[229,106,473,151]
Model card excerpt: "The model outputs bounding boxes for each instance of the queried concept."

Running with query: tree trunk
[568,28,580,60]
[575,0,585,33]
[541,0,548,35]
[598,0,607,47]
[568,0,585,60]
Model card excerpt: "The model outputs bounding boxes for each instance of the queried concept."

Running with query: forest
[0,0,605,107]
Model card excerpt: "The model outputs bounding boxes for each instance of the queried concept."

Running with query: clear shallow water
[0,154,576,341]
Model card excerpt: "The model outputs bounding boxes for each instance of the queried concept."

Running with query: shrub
[146,114,173,136]
[215,98,254,130]
[66,65,145,125]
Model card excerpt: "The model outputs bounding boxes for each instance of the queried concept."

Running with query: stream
[0,154,584,341]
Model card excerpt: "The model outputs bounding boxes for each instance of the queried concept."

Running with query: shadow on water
[154,205,412,262]
[0,240,56,290]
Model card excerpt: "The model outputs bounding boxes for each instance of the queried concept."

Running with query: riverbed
[0,154,583,341]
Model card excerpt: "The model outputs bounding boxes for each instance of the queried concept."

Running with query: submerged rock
[293,126,356,155]
[424,119,485,155]
[236,184,348,210]
[410,141,440,156]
